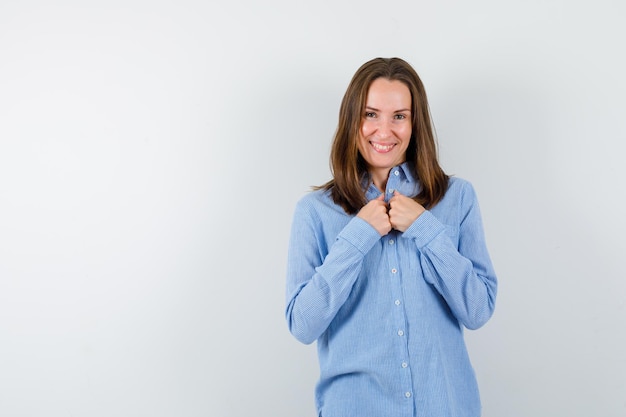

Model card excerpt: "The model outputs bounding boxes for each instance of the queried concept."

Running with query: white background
[1,1,625,416]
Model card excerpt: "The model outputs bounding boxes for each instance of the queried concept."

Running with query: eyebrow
[365,106,411,113]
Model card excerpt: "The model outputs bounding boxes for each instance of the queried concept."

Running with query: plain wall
[1,1,625,416]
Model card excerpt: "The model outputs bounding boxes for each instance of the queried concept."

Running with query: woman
[285,57,497,417]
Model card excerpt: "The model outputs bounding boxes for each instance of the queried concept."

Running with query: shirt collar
[363,162,419,202]
[397,161,417,183]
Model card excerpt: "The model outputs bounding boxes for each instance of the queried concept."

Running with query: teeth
[372,142,394,151]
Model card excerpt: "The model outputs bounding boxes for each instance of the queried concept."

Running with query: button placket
[384,228,413,403]
[386,167,401,198]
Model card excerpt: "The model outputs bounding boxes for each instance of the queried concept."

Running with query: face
[357,78,412,183]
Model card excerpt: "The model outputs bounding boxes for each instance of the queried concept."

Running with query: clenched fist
[389,191,425,232]
[357,194,392,236]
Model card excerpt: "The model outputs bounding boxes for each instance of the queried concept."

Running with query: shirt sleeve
[401,182,497,330]
[285,199,381,344]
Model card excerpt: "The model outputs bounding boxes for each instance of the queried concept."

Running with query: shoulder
[294,188,349,221]
[430,176,482,227]
[446,176,477,200]
[435,176,480,214]
[296,188,333,210]
[447,176,472,191]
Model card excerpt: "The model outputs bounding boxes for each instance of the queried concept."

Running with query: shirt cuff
[337,216,381,254]
[402,210,445,248]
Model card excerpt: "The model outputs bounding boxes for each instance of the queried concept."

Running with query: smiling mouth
[370,142,396,153]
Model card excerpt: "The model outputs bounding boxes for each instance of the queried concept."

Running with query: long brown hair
[318,57,449,214]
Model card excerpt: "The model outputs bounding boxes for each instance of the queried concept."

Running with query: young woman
[285,57,497,417]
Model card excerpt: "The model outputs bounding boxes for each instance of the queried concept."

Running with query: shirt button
[394,170,399,176]
[388,188,395,194]
[401,362,408,368]
[395,300,401,306]
[405,392,412,398]
[391,268,397,274]
[389,239,395,245]
[397,330,404,336]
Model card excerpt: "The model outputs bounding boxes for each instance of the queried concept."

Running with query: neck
[370,168,391,192]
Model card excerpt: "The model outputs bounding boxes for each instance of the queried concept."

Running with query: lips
[370,141,396,153]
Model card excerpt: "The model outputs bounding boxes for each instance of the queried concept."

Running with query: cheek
[357,134,368,153]
[398,124,412,140]
[360,121,374,137]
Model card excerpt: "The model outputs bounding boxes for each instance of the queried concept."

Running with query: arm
[285,199,382,344]
[401,183,497,329]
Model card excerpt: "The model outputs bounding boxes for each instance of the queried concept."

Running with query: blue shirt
[285,163,497,417]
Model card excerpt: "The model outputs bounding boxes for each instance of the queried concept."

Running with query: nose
[376,117,393,139]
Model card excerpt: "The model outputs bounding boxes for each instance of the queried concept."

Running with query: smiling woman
[314,58,449,217]
[285,57,498,417]
[358,78,412,191]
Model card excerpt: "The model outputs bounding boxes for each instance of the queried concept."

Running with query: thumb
[376,193,385,201]
[393,190,403,197]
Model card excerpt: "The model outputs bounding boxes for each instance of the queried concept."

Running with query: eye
[364,111,376,118]
[394,113,408,120]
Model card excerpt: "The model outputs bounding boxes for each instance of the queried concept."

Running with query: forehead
[366,78,411,107]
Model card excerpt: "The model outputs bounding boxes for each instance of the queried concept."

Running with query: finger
[390,191,403,204]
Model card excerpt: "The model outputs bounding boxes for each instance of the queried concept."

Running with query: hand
[357,194,392,236]
[389,191,425,232]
